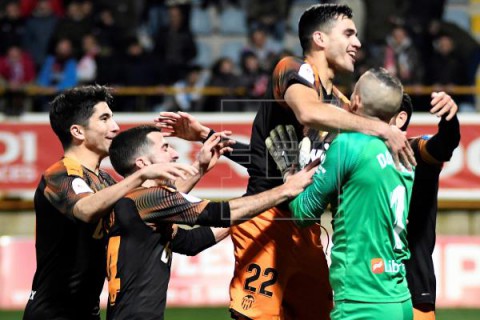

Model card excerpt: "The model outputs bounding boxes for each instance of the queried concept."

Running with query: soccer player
[289,68,414,320]
[105,125,316,320]
[392,93,460,320]
[23,86,196,320]
[156,4,416,319]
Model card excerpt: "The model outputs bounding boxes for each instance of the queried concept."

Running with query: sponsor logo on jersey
[241,294,255,310]
[371,258,384,274]
[298,63,315,84]
[371,258,405,274]
[72,177,94,194]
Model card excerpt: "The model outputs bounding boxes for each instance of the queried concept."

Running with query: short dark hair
[399,93,413,131]
[109,125,161,177]
[49,85,113,150]
[298,4,353,55]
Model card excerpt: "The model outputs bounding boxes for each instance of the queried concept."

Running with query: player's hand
[265,125,301,180]
[140,162,199,181]
[430,92,458,121]
[154,111,227,142]
[283,161,318,198]
[383,125,416,170]
[198,132,235,173]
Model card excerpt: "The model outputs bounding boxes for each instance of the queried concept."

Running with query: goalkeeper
[289,68,414,320]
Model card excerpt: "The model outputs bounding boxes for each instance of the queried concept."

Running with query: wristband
[202,129,216,143]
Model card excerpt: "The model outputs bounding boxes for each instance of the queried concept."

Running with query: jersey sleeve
[127,186,210,226]
[272,57,316,101]
[289,134,355,227]
[43,167,93,220]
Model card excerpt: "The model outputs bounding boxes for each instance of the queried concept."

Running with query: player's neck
[304,52,334,94]
[64,147,103,174]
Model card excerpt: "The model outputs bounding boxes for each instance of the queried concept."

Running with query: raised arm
[73,162,198,223]
[285,84,416,170]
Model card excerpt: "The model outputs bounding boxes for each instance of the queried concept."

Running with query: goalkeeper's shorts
[229,207,332,320]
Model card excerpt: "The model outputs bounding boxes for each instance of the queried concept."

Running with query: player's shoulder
[274,56,310,76]
[335,132,381,146]
[44,157,84,179]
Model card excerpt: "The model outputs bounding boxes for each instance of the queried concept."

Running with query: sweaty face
[83,102,119,158]
[146,132,179,165]
[324,17,361,73]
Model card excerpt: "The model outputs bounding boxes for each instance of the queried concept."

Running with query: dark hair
[298,4,353,55]
[399,93,413,131]
[109,125,161,177]
[49,85,113,150]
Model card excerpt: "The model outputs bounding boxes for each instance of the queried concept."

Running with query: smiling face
[82,102,119,158]
[144,132,179,165]
[323,16,361,73]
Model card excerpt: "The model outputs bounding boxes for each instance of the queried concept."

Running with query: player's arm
[175,133,234,193]
[289,135,348,227]
[141,165,316,227]
[424,92,461,162]
[285,84,415,170]
[72,163,198,223]
[154,111,252,168]
[171,226,229,256]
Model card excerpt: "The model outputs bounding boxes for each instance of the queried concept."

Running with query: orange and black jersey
[106,186,226,320]
[24,157,116,320]
[405,115,460,305]
[225,56,344,199]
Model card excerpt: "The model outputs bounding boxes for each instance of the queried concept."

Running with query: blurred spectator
[37,38,77,91]
[22,0,58,68]
[245,0,291,41]
[116,38,161,111]
[238,51,268,99]
[153,5,197,84]
[19,0,63,17]
[363,0,408,60]
[243,27,281,72]
[50,0,92,56]
[97,0,138,41]
[0,1,26,54]
[76,33,99,84]
[163,64,206,112]
[202,57,242,112]
[92,7,126,55]
[0,45,35,115]
[382,25,424,85]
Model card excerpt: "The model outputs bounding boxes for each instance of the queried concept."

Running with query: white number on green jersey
[390,186,406,251]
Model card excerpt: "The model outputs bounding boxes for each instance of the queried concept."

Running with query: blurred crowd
[0,0,478,115]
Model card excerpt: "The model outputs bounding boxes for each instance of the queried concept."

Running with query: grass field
[1,307,479,319]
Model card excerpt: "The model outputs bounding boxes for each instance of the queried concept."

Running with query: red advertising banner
[0,113,479,200]
[1,235,480,309]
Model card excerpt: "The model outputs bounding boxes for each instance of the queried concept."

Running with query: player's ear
[70,124,85,141]
[394,111,408,129]
[135,157,149,169]
[312,31,326,49]
[350,94,360,113]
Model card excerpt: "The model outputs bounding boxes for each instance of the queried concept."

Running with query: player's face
[147,132,179,164]
[324,16,361,73]
[83,102,119,158]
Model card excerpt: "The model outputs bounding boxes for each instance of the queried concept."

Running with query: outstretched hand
[139,162,199,181]
[154,111,232,142]
[430,92,458,120]
[383,125,416,170]
[198,132,235,173]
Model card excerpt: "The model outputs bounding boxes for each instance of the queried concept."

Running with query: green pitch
[1,307,479,319]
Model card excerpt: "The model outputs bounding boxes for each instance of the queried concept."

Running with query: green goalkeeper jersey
[289,132,414,303]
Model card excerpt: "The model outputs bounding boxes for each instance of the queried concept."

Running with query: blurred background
[0,0,480,319]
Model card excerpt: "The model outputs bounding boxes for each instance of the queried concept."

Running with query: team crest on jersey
[72,177,94,194]
[298,63,315,84]
[241,294,255,310]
